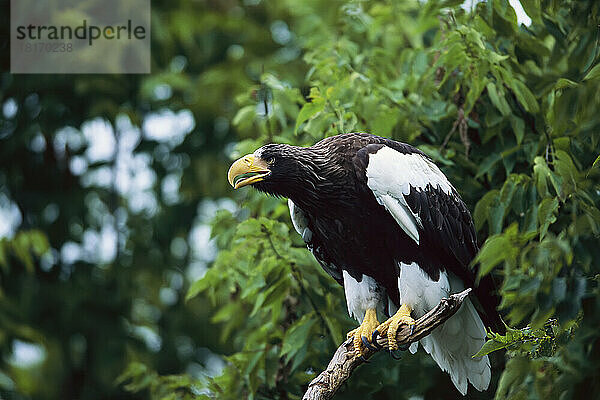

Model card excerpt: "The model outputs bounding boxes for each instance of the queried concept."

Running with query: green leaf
[13,233,34,273]
[29,230,50,256]
[115,362,149,385]
[592,154,600,169]
[583,63,600,81]
[371,107,399,137]
[495,358,531,399]
[258,279,289,311]
[232,105,256,129]
[464,76,488,114]
[280,313,317,364]
[243,348,265,378]
[520,0,542,24]
[510,117,525,145]
[533,157,563,200]
[538,197,559,240]
[186,277,209,302]
[294,88,326,134]
[555,78,578,90]
[474,190,499,231]
[476,152,502,178]
[510,79,539,113]
[472,336,510,358]
[474,325,529,358]
[475,234,513,276]
[488,198,507,235]
[235,218,263,238]
[487,82,511,116]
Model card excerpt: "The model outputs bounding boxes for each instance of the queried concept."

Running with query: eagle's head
[227,144,315,197]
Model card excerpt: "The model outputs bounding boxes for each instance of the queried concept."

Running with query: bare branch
[302,289,472,400]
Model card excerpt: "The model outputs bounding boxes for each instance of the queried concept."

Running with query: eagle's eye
[266,157,275,165]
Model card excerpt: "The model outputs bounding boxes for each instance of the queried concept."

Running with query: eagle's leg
[346,308,379,357]
[374,304,416,351]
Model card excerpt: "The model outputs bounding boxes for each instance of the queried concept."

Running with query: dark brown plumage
[228,132,502,394]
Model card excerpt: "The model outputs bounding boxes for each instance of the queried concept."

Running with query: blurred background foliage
[0,0,599,399]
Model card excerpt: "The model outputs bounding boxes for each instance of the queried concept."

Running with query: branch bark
[302,289,472,400]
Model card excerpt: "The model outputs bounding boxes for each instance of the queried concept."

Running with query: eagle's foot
[373,304,415,351]
[347,308,380,357]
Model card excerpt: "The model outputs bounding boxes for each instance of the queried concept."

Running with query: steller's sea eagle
[227,132,501,395]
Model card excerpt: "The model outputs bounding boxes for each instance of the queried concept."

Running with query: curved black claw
[371,329,380,344]
[369,330,384,350]
[388,343,411,360]
[361,335,381,351]
[409,324,415,336]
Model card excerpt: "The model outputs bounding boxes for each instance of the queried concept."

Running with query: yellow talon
[346,308,379,357]
[375,304,416,351]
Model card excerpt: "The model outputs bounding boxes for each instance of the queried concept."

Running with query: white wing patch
[367,146,454,194]
[288,199,312,242]
[288,199,341,281]
[366,147,454,244]
[378,194,422,244]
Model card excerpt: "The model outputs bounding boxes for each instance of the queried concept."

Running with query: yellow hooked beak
[227,154,271,189]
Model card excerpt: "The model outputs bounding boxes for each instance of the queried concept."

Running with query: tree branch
[302,289,472,400]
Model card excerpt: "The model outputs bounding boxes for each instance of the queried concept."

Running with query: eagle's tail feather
[419,297,491,395]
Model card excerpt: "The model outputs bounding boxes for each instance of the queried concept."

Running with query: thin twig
[440,107,463,149]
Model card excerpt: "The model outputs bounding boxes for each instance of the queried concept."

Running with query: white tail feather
[395,263,491,395]
[419,297,490,395]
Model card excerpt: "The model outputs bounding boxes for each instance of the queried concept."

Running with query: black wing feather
[404,185,478,287]
[405,185,502,331]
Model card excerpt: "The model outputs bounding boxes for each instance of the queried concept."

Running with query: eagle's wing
[288,199,343,284]
[360,143,491,394]
[363,145,478,284]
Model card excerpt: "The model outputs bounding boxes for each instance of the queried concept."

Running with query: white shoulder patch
[365,147,453,244]
[367,147,454,194]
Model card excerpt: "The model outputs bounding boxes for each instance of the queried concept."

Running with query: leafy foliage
[188,213,350,398]
[116,362,202,400]
[473,319,565,359]
[186,0,600,398]
[0,231,49,275]
[0,0,303,398]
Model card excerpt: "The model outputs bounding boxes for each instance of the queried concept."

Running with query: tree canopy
[1,0,599,399]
